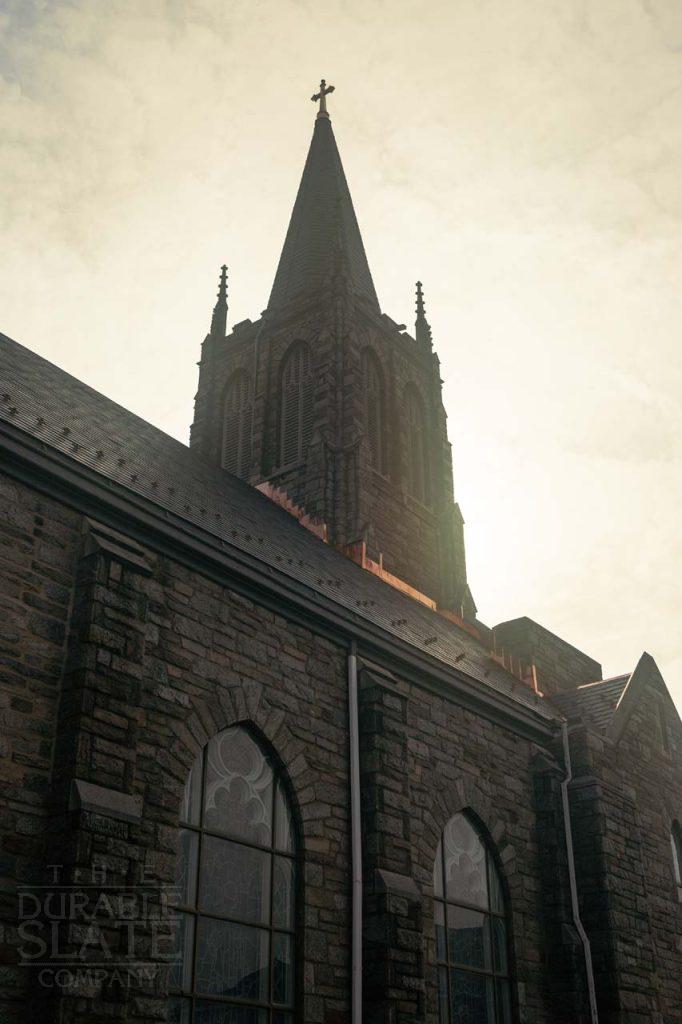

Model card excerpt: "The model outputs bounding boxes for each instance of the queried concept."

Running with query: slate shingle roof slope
[549,675,630,733]
[267,115,380,314]
[0,332,555,722]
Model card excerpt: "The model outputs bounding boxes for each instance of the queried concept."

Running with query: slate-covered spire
[415,281,432,348]
[267,84,380,314]
[210,265,228,339]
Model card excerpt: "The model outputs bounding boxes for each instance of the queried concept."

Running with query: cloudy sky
[2,0,681,710]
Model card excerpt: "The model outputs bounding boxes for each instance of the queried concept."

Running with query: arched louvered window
[434,813,513,1024]
[405,384,430,504]
[280,343,314,467]
[672,821,682,902]
[363,348,386,474]
[221,371,252,478]
[171,726,298,1023]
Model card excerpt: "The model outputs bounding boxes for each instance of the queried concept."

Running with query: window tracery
[171,726,297,1024]
[433,812,512,1024]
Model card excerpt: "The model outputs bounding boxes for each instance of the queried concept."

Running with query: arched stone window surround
[167,685,310,1024]
[418,777,519,1024]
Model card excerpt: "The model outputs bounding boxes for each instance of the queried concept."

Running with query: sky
[1,0,681,711]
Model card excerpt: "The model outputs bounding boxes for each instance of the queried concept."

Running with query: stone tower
[190,86,474,617]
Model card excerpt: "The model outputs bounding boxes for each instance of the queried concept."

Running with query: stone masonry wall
[356,661,587,1024]
[2,470,661,1024]
[493,618,602,697]
[567,682,682,1024]
[0,474,82,1020]
[1,474,351,1024]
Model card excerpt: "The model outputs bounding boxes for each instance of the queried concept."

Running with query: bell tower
[190,84,475,618]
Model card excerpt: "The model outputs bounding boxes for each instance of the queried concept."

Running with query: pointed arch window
[171,726,297,1023]
[362,348,387,474]
[672,821,682,902]
[222,371,253,478]
[280,343,314,467]
[433,812,513,1024]
[405,384,430,504]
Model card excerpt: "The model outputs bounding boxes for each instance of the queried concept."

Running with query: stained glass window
[222,372,253,478]
[171,727,297,1023]
[434,813,513,1024]
[280,343,314,467]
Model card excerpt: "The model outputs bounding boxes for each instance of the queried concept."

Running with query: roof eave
[0,417,558,742]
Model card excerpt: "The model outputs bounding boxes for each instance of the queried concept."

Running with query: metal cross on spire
[311,78,335,119]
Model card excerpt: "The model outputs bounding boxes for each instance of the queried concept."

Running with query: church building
[0,83,680,1024]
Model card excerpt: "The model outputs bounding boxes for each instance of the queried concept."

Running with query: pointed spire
[415,281,432,347]
[267,89,379,314]
[210,264,228,339]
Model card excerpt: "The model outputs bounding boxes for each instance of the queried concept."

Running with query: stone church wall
[357,663,587,1024]
[3,472,671,1024]
[0,474,83,1014]
[0,474,352,1023]
[567,689,682,1024]
[493,617,602,696]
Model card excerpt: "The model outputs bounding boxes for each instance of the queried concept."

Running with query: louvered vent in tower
[222,371,252,477]
[363,348,386,474]
[280,343,314,467]
[406,384,430,504]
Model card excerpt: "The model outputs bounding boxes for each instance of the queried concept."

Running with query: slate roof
[267,115,380,313]
[549,674,630,732]
[0,332,555,723]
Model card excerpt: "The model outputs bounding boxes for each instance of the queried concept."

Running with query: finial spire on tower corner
[416,280,425,318]
[217,264,227,300]
[415,280,432,348]
[210,264,228,339]
[311,78,335,119]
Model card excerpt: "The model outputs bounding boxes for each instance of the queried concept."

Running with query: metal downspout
[561,722,599,1023]
[348,640,362,1024]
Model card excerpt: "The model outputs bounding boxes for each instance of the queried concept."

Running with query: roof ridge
[576,674,630,690]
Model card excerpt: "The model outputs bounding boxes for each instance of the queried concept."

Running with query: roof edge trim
[0,418,558,740]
